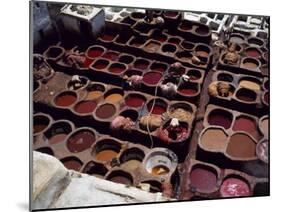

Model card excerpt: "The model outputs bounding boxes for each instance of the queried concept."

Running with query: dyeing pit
[61,156,83,171]
[120,148,144,171]
[93,139,121,162]
[239,79,261,91]
[95,103,116,119]
[236,88,257,102]
[67,129,96,153]
[190,165,218,193]
[233,116,258,139]
[108,63,126,74]
[226,133,256,159]
[104,88,124,103]
[200,128,228,151]
[207,109,233,129]
[143,71,162,85]
[147,98,167,115]
[106,170,133,185]
[220,176,251,197]
[150,62,167,72]
[125,93,146,107]
[33,114,51,134]
[54,91,77,107]
[133,59,150,70]
[260,116,269,136]
[145,41,161,52]
[86,83,105,100]
[86,46,104,59]
[44,120,73,145]
[92,59,109,70]
[74,100,97,114]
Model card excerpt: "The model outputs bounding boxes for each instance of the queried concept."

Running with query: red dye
[190,167,217,192]
[125,96,145,107]
[102,52,119,61]
[143,72,162,85]
[178,88,197,95]
[233,117,257,138]
[101,34,115,41]
[109,66,126,74]
[74,101,97,114]
[237,93,255,102]
[264,93,269,104]
[94,61,108,69]
[55,94,77,107]
[134,61,149,70]
[164,11,178,17]
[87,49,103,58]
[208,112,232,129]
[148,105,166,115]
[220,178,250,197]
[246,49,261,58]
[67,130,95,153]
[83,58,94,68]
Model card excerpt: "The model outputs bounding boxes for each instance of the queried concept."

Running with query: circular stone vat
[229,34,245,44]
[168,102,193,122]
[54,91,77,107]
[233,116,258,138]
[119,109,139,121]
[179,20,193,31]
[144,148,178,176]
[44,120,73,145]
[92,59,109,70]
[67,128,96,153]
[100,33,116,42]
[236,88,257,102]
[104,88,124,103]
[220,176,251,197]
[36,147,54,156]
[147,98,167,115]
[248,37,264,46]
[207,109,233,129]
[162,44,177,53]
[74,100,97,114]
[95,103,117,119]
[33,114,51,135]
[141,180,162,193]
[239,78,261,91]
[86,46,104,59]
[93,139,121,162]
[125,93,146,108]
[82,161,108,178]
[181,41,195,50]
[226,133,256,159]
[118,54,134,64]
[133,59,150,70]
[178,83,199,96]
[187,69,202,81]
[86,83,105,100]
[245,47,262,58]
[150,62,167,72]
[163,11,179,17]
[102,51,119,61]
[195,45,210,58]
[143,71,162,85]
[108,63,126,74]
[61,156,83,171]
[263,92,269,105]
[106,170,133,186]
[217,73,233,82]
[161,119,189,142]
[190,164,218,193]
[195,25,209,35]
[200,128,228,151]
[242,58,260,69]
[256,139,268,163]
[120,148,145,171]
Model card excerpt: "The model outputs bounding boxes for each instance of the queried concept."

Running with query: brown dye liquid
[201,128,228,151]
[143,72,162,85]
[86,91,103,100]
[105,93,123,103]
[95,104,116,119]
[109,176,132,185]
[243,62,258,69]
[63,160,82,171]
[34,124,47,134]
[49,133,67,145]
[196,50,209,57]
[74,101,97,114]
[239,80,260,91]
[226,134,256,158]
[67,130,95,153]
[95,150,118,162]
[122,160,141,171]
[178,88,197,95]
[102,52,118,61]
[261,118,269,136]
[55,94,77,107]
[208,111,232,129]
[246,49,261,58]
[151,165,169,175]
[233,117,258,139]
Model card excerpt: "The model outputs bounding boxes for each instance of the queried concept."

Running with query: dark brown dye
[109,176,132,185]
[190,167,217,192]
[101,34,115,41]
[67,130,95,153]
[134,60,149,70]
[74,101,97,114]
[125,95,146,107]
[226,133,256,158]
[164,11,178,17]
[168,37,181,44]
[102,51,119,61]
[55,93,77,107]
[119,55,134,64]
[233,117,258,138]
[143,72,162,85]
[151,63,166,72]
[49,133,67,145]
[188,70,201,80]
[207,110,232,129]
[195,26,209,35]
[34,124,47,134]
[93,60,109,70]
[236,89,256,102]
[95,104,116,119]
[62,158,82,171]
